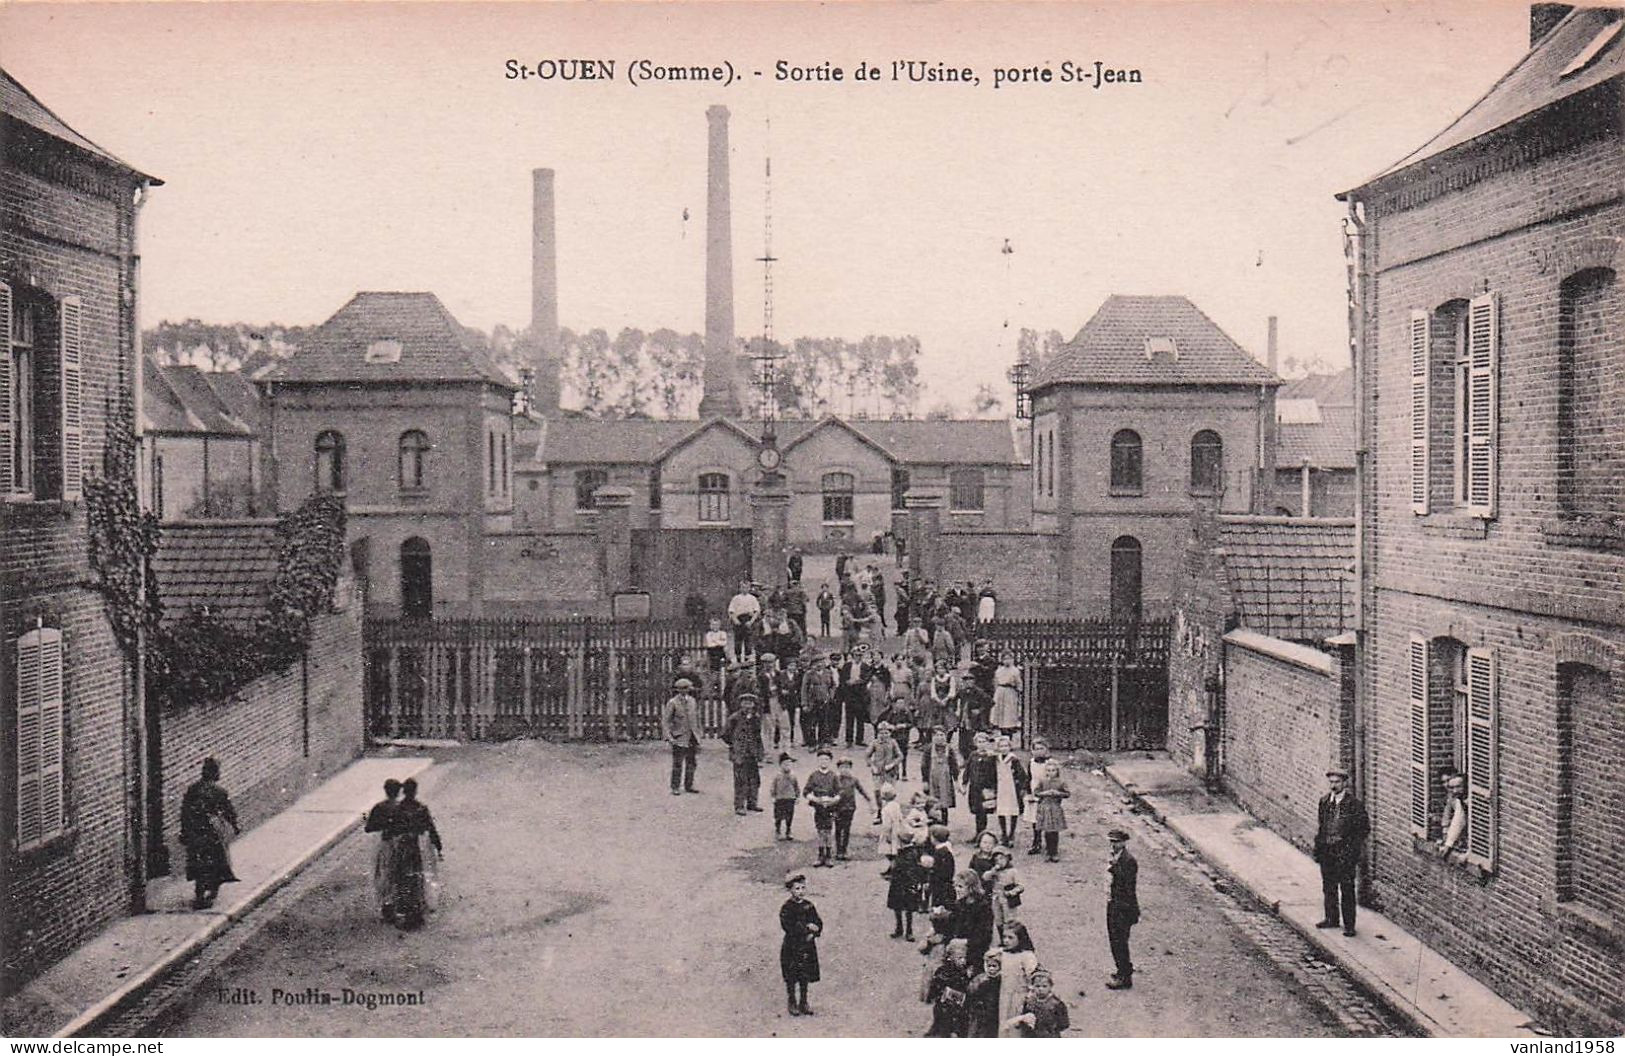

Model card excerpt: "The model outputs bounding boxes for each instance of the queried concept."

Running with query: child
[1032,760,1071,862]
[925,938,971,1036]
[876,783,903,876]
[832,758,872,861]
[771,753,800,841]
[1023,738,1052,854]
[803,750,841,867]
[925,824,957,910]
[867,726,902,823]
[968,829,1001,884]
[920,727,958,821]
[888,810,930,939]
[887,688,915,780]
[965,952,1003,1038]
[987,847,1024,937]
[704,617,730,698]
[1010,967,1069,1037]
[779,871,822,1017]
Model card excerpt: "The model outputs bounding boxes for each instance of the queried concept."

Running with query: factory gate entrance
[630,528,753,619]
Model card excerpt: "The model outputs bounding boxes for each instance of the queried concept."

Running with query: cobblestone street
[136,742,1411,1037]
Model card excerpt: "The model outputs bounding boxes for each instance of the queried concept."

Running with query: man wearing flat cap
[1313,767,1370,937]
[1104,829,1139,990]
[661,677,702,796]
[723,691,765,815]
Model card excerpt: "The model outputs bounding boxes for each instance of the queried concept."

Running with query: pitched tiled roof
[1033,295,1280,389]
[151,521,280,628]
[1347,7,1624,192]
[1,67,161,183]
[1279,368,1353,406]
[143,358,263,436]
[260,292,513,387]
[143,358,205,434]
[1217,516,1355,642]
[534,415,1019,466]
[1277,406,1356,470]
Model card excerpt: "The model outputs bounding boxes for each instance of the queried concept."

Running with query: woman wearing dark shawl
[180,758,239,909]
[363,779,402,922]
[390,778,443,929]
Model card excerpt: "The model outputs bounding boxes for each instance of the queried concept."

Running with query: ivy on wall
[86,399,347,706]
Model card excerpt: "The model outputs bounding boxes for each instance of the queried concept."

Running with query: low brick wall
[158,606,363,874]
[1219,629,1352,854]
[937,532,1061,617]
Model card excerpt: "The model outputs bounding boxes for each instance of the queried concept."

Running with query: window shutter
[1408,635,1430,835]
[1466,293,1497,517]
[60,297,85,500]
[1409,310,1429,515]
[0,283,13,496]
[16,627,64,848]
[1465,646,1497,869]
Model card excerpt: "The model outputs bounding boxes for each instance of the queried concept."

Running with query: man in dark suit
[839,648,871,747]
[1313,767,1370,937]
[1104,829,1140,989]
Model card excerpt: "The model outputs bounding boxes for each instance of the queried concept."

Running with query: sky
[1,1,1533,409]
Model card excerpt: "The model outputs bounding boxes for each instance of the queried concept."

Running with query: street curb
[58,758,435,1038]
[1101,766,1439,1039]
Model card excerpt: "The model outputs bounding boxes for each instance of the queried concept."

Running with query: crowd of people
[660,551,1141,1035]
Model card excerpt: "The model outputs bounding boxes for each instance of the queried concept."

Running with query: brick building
[142,356,263,520]
[258,291,522,618]
[1341,5,1623,1033]
[1,69,161,993]
[1027,295,1282,619]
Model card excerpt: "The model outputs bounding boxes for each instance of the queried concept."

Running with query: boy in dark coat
[1011,967,1070,1037]
[925,938,971,1036]
[771,753,801,841]
[780,871,822,1016]
[832,758,872,860]
[965,952,1003,1037]
[924,824,958,909]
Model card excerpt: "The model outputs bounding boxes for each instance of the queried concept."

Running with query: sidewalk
[3,754,435,1039]
[1104,754,1540,1039]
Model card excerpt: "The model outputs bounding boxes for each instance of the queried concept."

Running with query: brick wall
[480,531,606,616]
[2,124,145,996]
[1167,508,1229,770]
[1357,98,1625,1035]
[1220,630,1348,854]
[937,532,1061,617]
[157,607,363,873]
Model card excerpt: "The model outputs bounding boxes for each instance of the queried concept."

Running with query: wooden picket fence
[979,618,1170,752]
[364,617,719,742]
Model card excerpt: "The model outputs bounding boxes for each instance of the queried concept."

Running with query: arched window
[1190,430,1223,493]
[1558,268,1620,517]
[398,430,430,489]
[575,468,608,511]
[1109,535,1142,622]
[1110,430,1142,493]
[400,537,432,618]
[698,472,730,522]
[949,467,985,512]
[315,430,345,493]
[822,471,855,523]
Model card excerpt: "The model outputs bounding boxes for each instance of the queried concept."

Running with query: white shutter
[16,627,64,848]
[1466,293,1497,517]
[1409,310,1430,515]
[1465,646,1497,869]
[0,282,13,495]
[1408,635,1430,835]
[60,297,85,500]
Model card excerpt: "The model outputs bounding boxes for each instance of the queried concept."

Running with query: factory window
[822,471,855,524]
[575,469,608,512]
[1190,430,1223,494]
[398,430,430,490]
[949,468,985,512]
[315,431,346,494]
[698,472,730,523]
[1110,430,1142,494]
[400,537,433,619]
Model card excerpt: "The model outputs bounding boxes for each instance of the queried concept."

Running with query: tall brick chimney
[1530,3,1574,47]
[698,104,742,419]
[530,168,561,414]
[1267,315,1279,376]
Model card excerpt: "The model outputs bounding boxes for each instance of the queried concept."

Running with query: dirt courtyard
[165,739,1349,1037]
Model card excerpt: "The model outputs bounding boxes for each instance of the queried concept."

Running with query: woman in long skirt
[390,778,443,929]
[990,652,1022,735]
[180,758,240,910]
[363,778,402,922]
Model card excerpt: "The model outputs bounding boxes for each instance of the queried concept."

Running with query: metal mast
[753,121,781,441]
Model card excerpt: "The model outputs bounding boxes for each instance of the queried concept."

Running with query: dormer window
[1144,336,1178,361]
[364,339,403,364]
